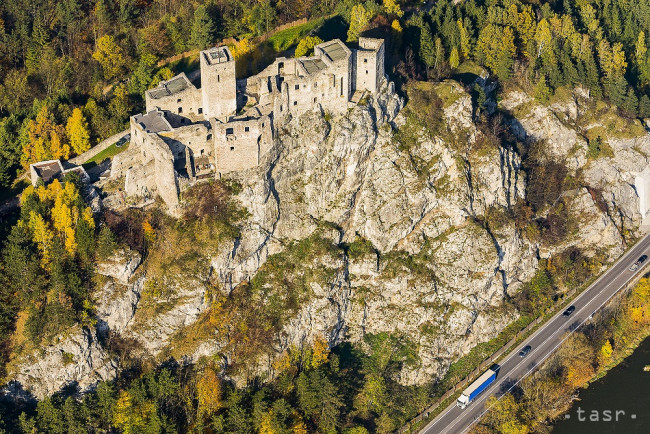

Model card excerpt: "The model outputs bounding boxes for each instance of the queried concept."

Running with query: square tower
[200,46,237,120]
[355,38,385,94]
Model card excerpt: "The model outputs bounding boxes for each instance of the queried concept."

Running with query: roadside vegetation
[473,277,650,434]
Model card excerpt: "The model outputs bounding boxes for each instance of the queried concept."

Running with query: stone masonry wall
[200,48,237,119]
[145,76,202,117]
[212,115,273,173]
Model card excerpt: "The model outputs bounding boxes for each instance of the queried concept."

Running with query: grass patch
[83,142,130,167]
[266,18,325,53]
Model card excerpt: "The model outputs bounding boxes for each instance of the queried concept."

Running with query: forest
[1,0,650,432]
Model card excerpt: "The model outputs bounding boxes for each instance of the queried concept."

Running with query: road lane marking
[421,236,650,434]
[457,242,650,434]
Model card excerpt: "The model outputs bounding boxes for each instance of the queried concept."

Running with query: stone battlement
[114,38,386,213]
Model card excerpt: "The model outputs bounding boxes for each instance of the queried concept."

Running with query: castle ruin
[112,38,386,212]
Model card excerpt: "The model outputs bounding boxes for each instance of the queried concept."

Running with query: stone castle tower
[200,46,237,120]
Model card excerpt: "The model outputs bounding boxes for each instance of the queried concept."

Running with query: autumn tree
[449,47,460,69]
[66,108,90,155]
[295,36,324,58]
[383,0,403,18]
[21,105,69,167]
[93,35,127,81]
[197,366,223,421]
[347,4,372,42]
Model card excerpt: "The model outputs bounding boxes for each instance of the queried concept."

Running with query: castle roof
[31,160,64,184]
[148,73,195,100]
[134,109,173,134]
[300,58,328,75]
[204,46,232,65]
[318,40,349,62]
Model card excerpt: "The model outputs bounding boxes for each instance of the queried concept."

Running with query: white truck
[456,365,501,409]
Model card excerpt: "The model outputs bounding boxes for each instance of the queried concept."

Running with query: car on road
[629,254,648,271]
[519,345,532,357]
[563,305,576,317]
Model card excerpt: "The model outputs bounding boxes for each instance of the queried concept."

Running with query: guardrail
[401,237,650,434]
[397,314,546,433]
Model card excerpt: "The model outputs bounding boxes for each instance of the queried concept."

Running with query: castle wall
[212,116,273,173]
[200,47,237,120]
[125,118,179,208]
[145,77,202,116]
[159,123,213,177]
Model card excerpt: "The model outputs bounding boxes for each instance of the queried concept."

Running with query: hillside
[2,0,650,432]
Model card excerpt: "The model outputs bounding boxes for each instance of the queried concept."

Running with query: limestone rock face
[503,87,650,245]
[96,249,142,285]
[10,328,116,399]
[9,81,650,398]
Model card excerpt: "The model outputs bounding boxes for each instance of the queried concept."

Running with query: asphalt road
[420,233,650,434]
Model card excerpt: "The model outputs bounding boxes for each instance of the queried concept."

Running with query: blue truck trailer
[456,365,500,409]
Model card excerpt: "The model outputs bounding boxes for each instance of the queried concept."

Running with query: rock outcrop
[8,80,650,398]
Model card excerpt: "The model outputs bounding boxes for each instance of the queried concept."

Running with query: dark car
[519,345,532,357]
[563,305,576,316]
[630,255,648,271]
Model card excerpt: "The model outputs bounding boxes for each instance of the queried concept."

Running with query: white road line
[422,235,650,434]
[458,242,650,434]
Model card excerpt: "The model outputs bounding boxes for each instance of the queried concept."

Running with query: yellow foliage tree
[93,35,127,80]
[230,38,256,77]
[458,19,471,59]
[449,47,460,69]
[113,390,158,434]
[295,36,324,58]
[196,366,223,420]
[311,335,330,368]
[143,219,156,244]
[598,340,613,367]
[28,211,54,268]
[347,4,372,42]
[383,0,404,18]
[598,39,628,79]
[27,179,89,260]
[21,105,69,168]
[259,410,275,434]
[66,108,91,155]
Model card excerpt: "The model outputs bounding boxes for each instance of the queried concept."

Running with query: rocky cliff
[8,78,650,398]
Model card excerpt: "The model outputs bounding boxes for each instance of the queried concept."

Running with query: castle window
[262,122,265,127]
[198,108,203,114]
[314,97,317,103]
[226,128,234,135]
[217,75,220,82]
[230,146,235,151]
[315,82,318,87]
[207,134,212,141]
[280,105,283,112]
[295,84,300,90]
[201,149,205,155]
[366,70,368,74]
[293,101,297,106]
[177,98,181,103]
[245,126,250,132]
[178,107,183,113]
[364,58,368,63]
